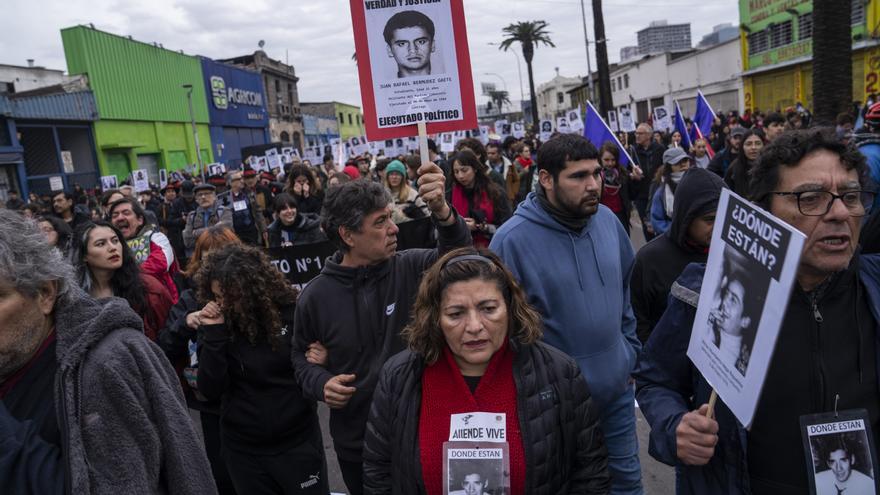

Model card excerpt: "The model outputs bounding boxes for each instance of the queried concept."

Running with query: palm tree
[488,90,511,116]
[812,0,852,125]
[499,21,555,127]
[592,0,613,116]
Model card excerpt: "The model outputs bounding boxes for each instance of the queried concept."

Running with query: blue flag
[674,101,692,150]
[583,101,633,167]
[689,91,716,158]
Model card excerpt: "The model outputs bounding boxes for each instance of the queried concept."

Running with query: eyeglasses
[771,190,876,217]
[195,192,214,199]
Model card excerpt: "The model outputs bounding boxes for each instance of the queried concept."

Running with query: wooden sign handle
[418,121,430,168]
[705,389,718,420]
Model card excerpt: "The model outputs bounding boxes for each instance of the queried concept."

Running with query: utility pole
[579,0,595,103]
[182,84,204,181]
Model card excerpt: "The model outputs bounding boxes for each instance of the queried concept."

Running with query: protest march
[4,0,880,494]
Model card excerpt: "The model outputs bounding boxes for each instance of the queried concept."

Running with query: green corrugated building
[61,26,213,182]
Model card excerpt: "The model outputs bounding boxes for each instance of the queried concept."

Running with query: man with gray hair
[0,210,216,493]
[292,162,469,494]
[630,123,665,240]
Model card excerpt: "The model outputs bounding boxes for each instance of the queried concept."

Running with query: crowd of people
[2,100,880,495]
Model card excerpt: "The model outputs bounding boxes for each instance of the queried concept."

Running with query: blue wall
[200,58,268,128]
[210,125,268,168]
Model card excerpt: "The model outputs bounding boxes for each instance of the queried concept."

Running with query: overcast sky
[2,0,738,108]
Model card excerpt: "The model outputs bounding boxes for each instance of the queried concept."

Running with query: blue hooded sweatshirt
[490,192,641,410]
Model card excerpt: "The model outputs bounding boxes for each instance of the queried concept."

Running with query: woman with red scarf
[446,150,511,248]
[363,247,610,494]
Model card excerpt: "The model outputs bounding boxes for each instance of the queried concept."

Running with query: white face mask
[670,170,685,183]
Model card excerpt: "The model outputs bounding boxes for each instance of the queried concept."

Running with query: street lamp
[487,42,525,103]
[182,84,205,181]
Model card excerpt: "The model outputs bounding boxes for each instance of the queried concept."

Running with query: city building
[567,64,620,111]
[62,26,213,184]
[637,20,692,55]
[0,87,99,199]
[302,114,340,149]
[0,62,73,94]
[535,70,583,120]
[698,23,740,48]
[740,0,880,112]
[218,51,304,150]
[200,58,269,168]
[611,38,741,123]
[302,102,364,140]
[620,46,640,62]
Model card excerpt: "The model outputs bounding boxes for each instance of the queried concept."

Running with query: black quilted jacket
[362,340,611,494]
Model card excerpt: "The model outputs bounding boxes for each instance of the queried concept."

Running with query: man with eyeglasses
[182,183,233,257]
[630,123,665,241]
[218,170,266,247]
[634,128,880,494]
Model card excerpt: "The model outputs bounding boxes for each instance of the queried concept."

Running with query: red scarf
[419,342,525,495]
[515,157,533,170]
[451,183,495,248]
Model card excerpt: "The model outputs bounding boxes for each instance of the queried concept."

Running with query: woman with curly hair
[72,221,173,341]
[446,149,512,248]
[195,243,328,494]
[363,247,610,494]
[285,163,323,215]
[36,214,73,260]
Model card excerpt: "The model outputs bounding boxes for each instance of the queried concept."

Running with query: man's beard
[0,308,48,383]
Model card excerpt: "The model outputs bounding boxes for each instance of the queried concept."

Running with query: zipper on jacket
[812,300,824,323]
[809,292,827,409]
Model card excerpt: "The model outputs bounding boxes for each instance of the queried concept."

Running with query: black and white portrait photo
[705,246,768,376]
[541,120,553,133]
[383,10,440,78]
[446,458,503,495]
[100,175,118,191]
[806,428,877,495]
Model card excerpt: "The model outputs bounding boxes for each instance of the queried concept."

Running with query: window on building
[612,79,616,91]
[617,76,622,89]
[769,21,793,49]
[748,29,769,55]
[853,0,866,25]
[287,83,294,106]
[557,92,564,104]
[357,114,362,125]
[798,13,813,40]
[624,75,629,89]
[348,114,353,125]
[339,112,344,123]
[275,79,281,93]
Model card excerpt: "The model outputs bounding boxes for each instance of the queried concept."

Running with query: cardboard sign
[350,0,477,140]
[539,120,554,142]
[493,119,509,139]
[607,111,619,132]
[439,132,455,152]
[443,442,510,495]
[478,125,490,145]
[653,105,673,132]
[619,107,636,132]
[100,175,118,191]
[567,108,584,133]
[687,189,805,427]
[266,241,336,291]
[159,169,168,188]
[132,169,150,193]
[800,410,879,495]
[511,121,525,139]
[207,163,226,177]
[556,116,571,134]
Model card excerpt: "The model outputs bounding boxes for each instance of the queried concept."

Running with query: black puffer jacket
[267,213,326,247]
[362,340,611,494]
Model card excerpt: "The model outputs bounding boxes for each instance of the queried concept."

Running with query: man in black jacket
[630,124,665,240]
[707,126,745,178]
[291,163,470,495]
[631,167,724,343]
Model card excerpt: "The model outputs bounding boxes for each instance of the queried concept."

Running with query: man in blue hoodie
[490,133,643,494]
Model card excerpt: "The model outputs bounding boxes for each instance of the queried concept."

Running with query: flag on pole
[674,101,693,150]
[689,91,716,158]
[583,101,635,167]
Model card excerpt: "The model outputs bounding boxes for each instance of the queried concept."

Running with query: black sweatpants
[221,431,328,495]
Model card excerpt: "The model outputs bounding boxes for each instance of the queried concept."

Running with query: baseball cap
[662,147,689,165]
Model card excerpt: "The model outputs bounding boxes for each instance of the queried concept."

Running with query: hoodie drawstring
[568,233,585,291]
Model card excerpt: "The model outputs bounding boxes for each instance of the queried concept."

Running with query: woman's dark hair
[321,179,392,252]
[285,164,320,195]
[100,189,121,208]
[36,215,73,252]
[273,192,299,214]
[750,127,868,208]
[108,197,147,225]
[455,137,487,164]
[451,149,504,204]
[195,243,298,349]
[73,221,146,313]
[403,247,542,364]
[537,133,600,181]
